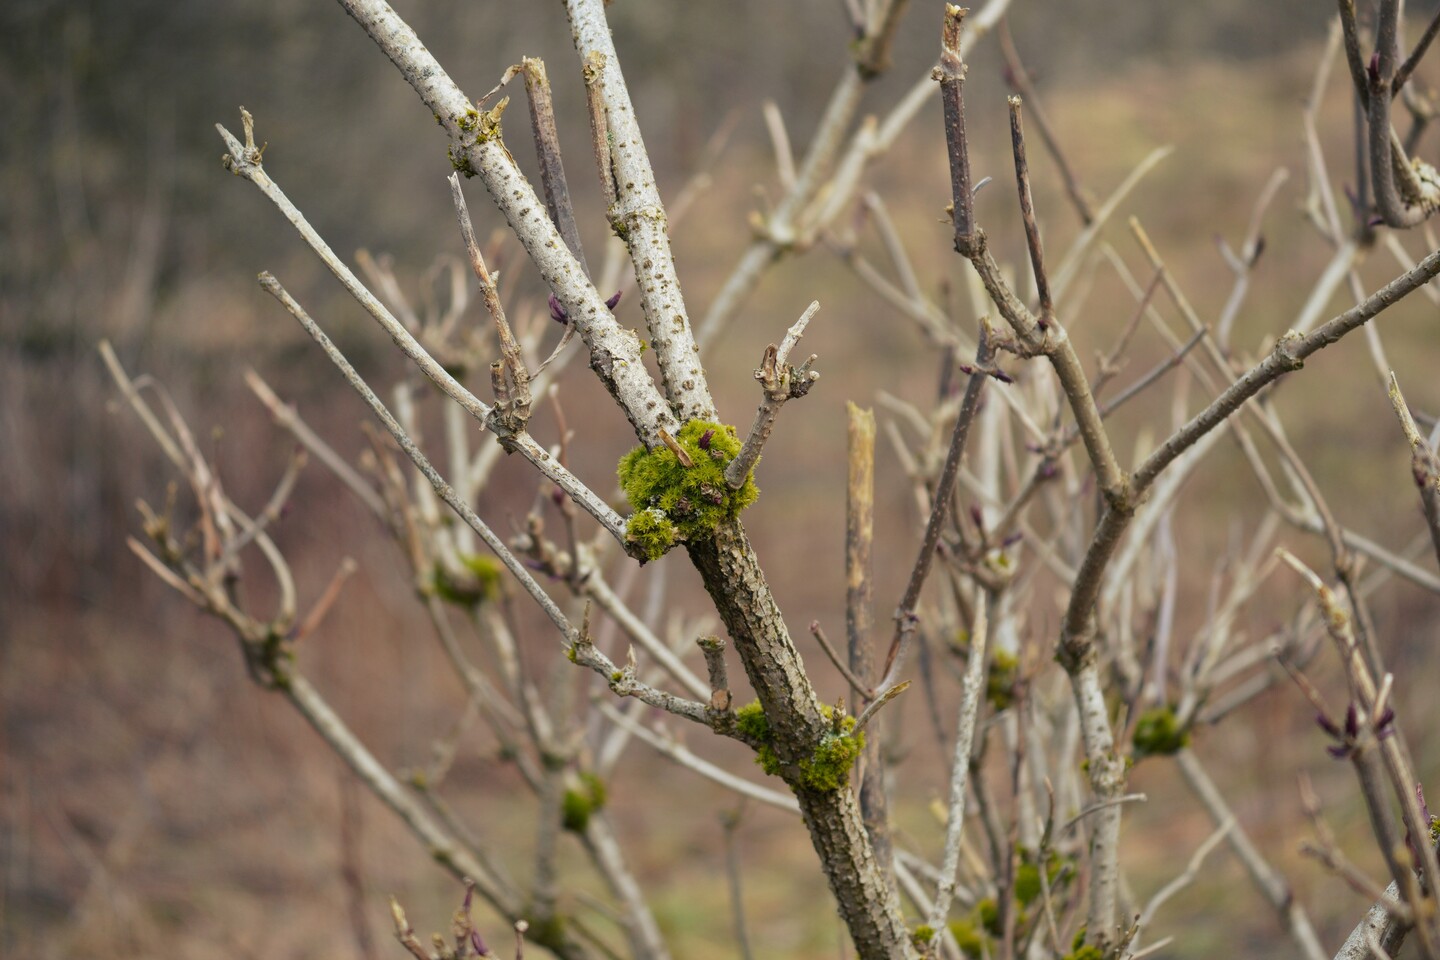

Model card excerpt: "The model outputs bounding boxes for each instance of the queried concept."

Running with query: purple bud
[1368,51,1381,85]
[992,369,1015,384]
[551,487,565,506]
[548,294,568,324]
[1316,712,1341,739]
[1344,702,1359,739]
[471,930,490,956]
[1249,235,1266,267]
[605,290,623,310]
[698,429,715,450]
[969,505,984,530]
[1002,532,1023,548]
[1376,707,1396,737]
[1327,744,1352,760]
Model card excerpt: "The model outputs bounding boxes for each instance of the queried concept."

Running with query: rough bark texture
[688,521,918,960]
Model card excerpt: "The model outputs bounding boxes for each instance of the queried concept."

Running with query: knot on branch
[607,202,667,242]
[447,97,510,177]
[726,301,821,488]
[486,363,532,439]
[746,210,802,251]
[1272,329,1307,372]
[218,107,267,176]
[1055,621,1100,674]
[755,342,821,401]
[1399,155,1440,215]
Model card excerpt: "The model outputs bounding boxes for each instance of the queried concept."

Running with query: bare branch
[1387,372,1440,571]
[216,114,629,544]
[565,0,716,424]
[725,301,821,488]
[926,595,989,933]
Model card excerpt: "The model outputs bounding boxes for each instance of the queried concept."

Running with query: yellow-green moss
[618,420,758,561]
[1132,706,1189,759]
[800,712,865,791]
[561,772,607,833]
[976,897,1000,937]
[623,508,676,562]
[522,913,567,952]
[431,553,503,608]
[910,924,936,947]
[735,701,782,775]
[948,918,987,958]
[448,98,508,178]
[987,649,1020,711]
[734,700,864,790]
[1063,930,1103,960]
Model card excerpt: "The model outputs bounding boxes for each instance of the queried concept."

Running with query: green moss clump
[623,508,676,562]
[1014,847,1071,907]
[944,852,1073,957]
[1132,706,1189,759]
[561,772,607,833]
[735,700,771,740]
[561,790,591,832]
[1062,931,1103,960]
[431,554,503,608]
[618,420,758,561]
[975,898,1001,937]
[522,913,567,952]
[948,918,987,958]
[799,713,865,791]
[987,650,1020,711]
[910,924,936,947]
[578,772,607,810]
[448,98,509,177]
[733,700,865,789]
[735,701,782,775]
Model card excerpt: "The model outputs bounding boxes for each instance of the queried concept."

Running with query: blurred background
[7,0,1440,957]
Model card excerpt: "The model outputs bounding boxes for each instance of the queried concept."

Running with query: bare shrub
[108,2,1440,958]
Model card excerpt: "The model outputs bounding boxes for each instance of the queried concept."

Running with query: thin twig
[883,322,994,684]
[1387,372,1440,571]
[811,621,874,700]
[1008,97,1052,317]
[997,18,1094,224]
[725,301,822,489]
[217,113,630,541]
[926,594,989,933]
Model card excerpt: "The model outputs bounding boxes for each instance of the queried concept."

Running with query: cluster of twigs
[105,0,1440,958]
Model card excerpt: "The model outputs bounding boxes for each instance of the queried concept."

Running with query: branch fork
[725,301,822,489]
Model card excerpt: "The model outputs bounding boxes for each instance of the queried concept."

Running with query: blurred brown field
[6,2,1440,958]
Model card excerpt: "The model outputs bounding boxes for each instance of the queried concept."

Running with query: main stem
[688,522,918,960]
